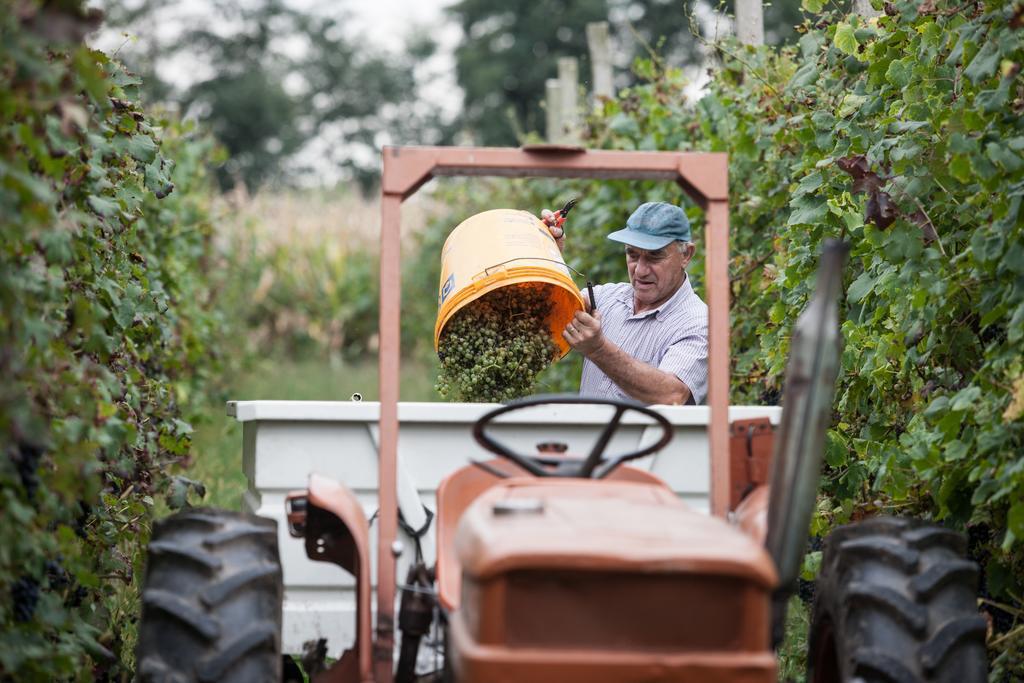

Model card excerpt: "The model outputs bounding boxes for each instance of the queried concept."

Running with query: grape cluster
[46,557,70,591]
[11,576,39,623]
[436,284,558,403]
[12,441,43,501]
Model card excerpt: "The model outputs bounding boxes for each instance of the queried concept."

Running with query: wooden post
[853,0,881,18]
[545,78,563,143]
[586,22,613,102]
[557,57,580,144]
[735,0,764,46]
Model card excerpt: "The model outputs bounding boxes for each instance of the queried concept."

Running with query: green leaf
[1,162,57,203]
[950,386,981,412]
[986,143,1023,172]
[87,195,119,218]
[837,93,867,118]
[1009,502,1024,540]
[847,271,874,303]
[798,31,825,59]
[801,0,825,12]
[172,418,194,436]
[825,431,847,467]
[795,171,824,195]
[964,38,1000,84]
[800,550,822,580]
[889,120,928,134]
[925,396,950,418]
[842,210,863,231]
[834,23,859,57]
[112,299,134,329]
[126,134,158,163]
[943,440,969,462]
[789,61,820,90]
[891,139,921,162]
[110,67,143,88]
[949,155,972,184]
[985,558,1017,599]
[885,59,912,88]
[1002,242,1024,275]
[787,197,829,226]
[1008,303,1024,344]
[608,113,640,137]
[948,133,974,154]
[980,302,1009,327]
[72,48,109,104]
[975,78,1010,113]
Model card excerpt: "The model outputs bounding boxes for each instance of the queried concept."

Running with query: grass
[777,596,811,683]
[187,356,440,509]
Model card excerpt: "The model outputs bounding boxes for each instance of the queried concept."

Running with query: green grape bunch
[436,283,559,402]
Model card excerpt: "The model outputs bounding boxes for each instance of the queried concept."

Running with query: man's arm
[564,310,692,405]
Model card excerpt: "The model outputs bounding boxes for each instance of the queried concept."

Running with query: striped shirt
[579,276,708,404]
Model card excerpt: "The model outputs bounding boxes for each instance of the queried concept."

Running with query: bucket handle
[480,256,585,279]
[479,258,597,312]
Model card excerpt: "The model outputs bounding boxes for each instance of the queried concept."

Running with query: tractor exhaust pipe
[764,239,847,645]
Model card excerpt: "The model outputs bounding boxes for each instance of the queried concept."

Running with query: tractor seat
[434,458,668,612]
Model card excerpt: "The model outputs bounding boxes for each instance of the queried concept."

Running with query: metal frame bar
[376,145,730,682]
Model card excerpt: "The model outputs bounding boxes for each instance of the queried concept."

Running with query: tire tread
[198,623,278,682]
[851,648,922,683]
[142,588,221,640]
[920,616,987,674]
[845,582,928,636]
[147,540,223,572]
[909,560,978,600]
[838,536,920,571]
[201,523,277,548]
[200,564,279,607]
[136,509,282,683]
[807,517,986,683]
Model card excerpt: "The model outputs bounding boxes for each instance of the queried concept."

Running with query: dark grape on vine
[11,576,39,623]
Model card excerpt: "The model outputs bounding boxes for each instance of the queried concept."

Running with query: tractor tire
[807,516,987,683]
[136,508,283,683]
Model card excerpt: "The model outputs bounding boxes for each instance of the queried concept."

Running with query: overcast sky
[91,0,460,96]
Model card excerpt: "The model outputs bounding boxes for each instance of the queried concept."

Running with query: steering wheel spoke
[579,406,625,477]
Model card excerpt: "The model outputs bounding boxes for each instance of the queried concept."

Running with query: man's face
[625,242,694,312]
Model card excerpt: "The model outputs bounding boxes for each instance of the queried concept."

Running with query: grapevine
[436,283,559,402]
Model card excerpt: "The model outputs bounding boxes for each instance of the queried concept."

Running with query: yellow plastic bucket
[434,209,585,358]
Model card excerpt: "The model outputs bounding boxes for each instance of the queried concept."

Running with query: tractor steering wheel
[471,394,673,479]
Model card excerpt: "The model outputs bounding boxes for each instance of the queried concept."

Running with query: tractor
[134,146,987,683]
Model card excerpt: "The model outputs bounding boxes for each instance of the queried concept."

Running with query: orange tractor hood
[455,478,777,588]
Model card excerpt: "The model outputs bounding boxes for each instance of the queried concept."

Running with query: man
[541,201,708,405]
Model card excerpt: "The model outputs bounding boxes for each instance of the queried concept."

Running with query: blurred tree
[448,0,610,146]
[449,0,808,145]
[100,0,455,191]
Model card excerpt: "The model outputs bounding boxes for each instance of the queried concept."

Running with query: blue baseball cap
[607,202,691,250]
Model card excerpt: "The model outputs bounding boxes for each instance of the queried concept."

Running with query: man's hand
[563,310,604,357]
[540,208,565,252]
